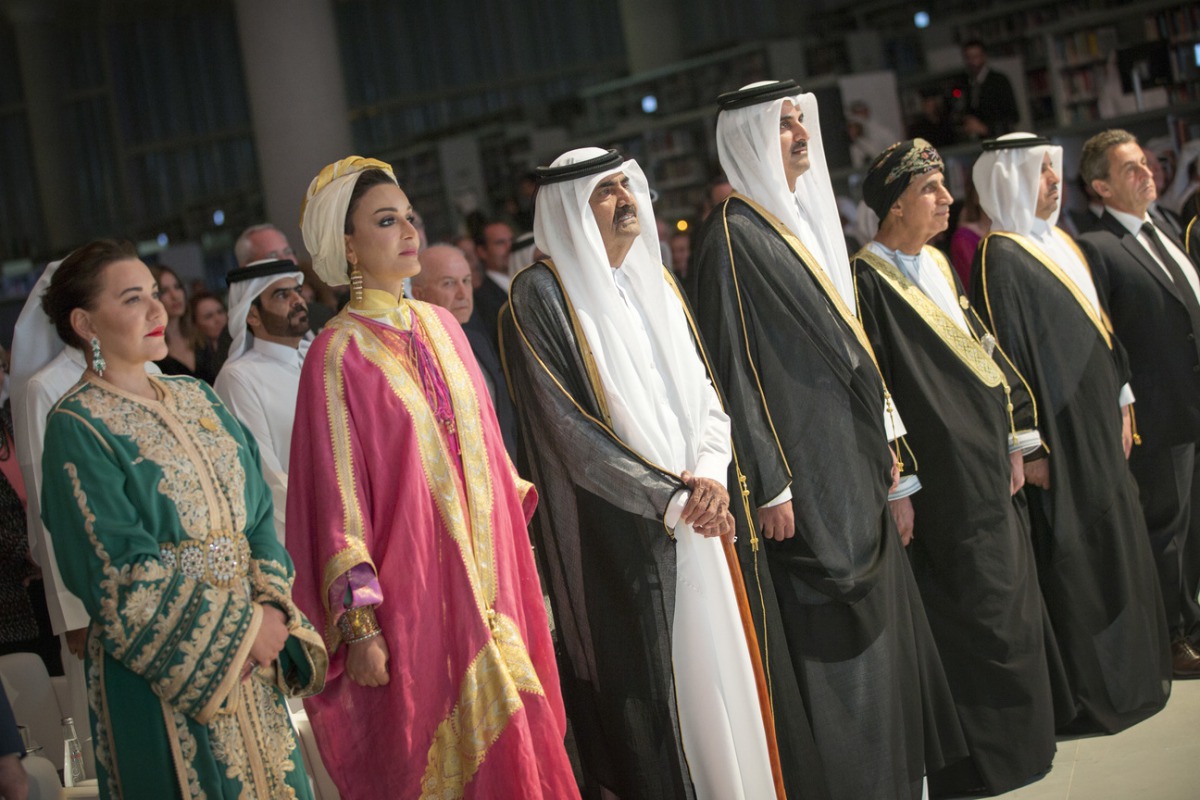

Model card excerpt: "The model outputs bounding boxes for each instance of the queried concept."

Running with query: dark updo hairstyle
[43,239,139,350]
[343,169,397,235]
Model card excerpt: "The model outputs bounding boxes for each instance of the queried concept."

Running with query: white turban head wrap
[300,156,397,287]
[973,132,1063,235]
[225,260,305,363]
[716,82,856,313]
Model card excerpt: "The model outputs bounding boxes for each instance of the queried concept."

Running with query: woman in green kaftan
[36,240,328,799]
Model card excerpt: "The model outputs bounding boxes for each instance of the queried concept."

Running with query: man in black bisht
[690,80,966,800]
[501,147,828,800]
[971,133,1171,734]
[853,139,1068,796]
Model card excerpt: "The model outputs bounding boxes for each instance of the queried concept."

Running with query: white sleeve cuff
[664,489,690,529]
[691,453,730,485]
[1009,429,1043,456]
[1119,383,1135,407]
[761,487,792,510]
[889,474,921,501]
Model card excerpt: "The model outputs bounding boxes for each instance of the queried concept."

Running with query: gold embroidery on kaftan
[983,231,1113,348]
[335,305,548,795]
[73,379,245,540]
[87,636,122,799]
[419,613,544,799]
[855,247,1005,387]
[58,386,304,800]
[162,703,206,799]
[346,305,498,616]
[316,329,374,644]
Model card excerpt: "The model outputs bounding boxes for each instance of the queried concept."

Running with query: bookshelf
[576,41,807,227]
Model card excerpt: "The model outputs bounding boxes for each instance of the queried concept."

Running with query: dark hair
[149,263,193,338]
[962,39,986,53]
[474,218,513,248]
[43,239,139,350]
[188,292,226,349]
[1080,129,1137,184]
[344,169,397,235]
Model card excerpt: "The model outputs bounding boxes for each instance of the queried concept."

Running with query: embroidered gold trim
[854,247,1005,387]
[986,231,1112,348]
[88,636,122,799]
[351,304,498,614]
[419,613,543,799]
[316,329,375,647]
[1187,216,1196,257]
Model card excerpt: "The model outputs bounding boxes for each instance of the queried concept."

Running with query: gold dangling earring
[348,255,364,305]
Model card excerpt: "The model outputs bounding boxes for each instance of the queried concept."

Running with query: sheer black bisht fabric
[853,251,1068,795]
[691,196,966,800]
[501,263,827,800]
[971,233,1171,734]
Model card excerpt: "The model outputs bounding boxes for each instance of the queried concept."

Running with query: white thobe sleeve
[215,369,288,544]
[17,375,90,633]
[1119,383,1135,407]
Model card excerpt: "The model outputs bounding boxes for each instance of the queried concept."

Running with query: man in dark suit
[472,219,515,347]
[961,40,1019,139]
[1078,129,1200,677]
[413,244,518,458]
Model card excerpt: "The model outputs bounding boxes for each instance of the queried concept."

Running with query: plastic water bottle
[61,717,85,787]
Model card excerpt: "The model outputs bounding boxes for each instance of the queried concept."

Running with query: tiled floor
[989,679,1200,799]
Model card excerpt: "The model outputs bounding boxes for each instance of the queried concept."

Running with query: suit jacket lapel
[1150,205,1185,244]
[1101,211,1186,304]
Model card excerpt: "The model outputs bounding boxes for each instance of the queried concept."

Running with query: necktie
[1143,220,1200,347]
[1150,206,1184,242]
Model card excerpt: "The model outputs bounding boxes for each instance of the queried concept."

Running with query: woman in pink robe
[288,156,578,800]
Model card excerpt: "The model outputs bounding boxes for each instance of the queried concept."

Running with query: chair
[23,753,61,800]
[0,654,63,774]
[0,653,98,799]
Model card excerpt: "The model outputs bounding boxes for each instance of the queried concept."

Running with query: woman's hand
[247,604,289,675]
[346,635,390,687]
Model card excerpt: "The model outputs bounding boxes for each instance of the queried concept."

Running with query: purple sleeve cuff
[327,563,383,625]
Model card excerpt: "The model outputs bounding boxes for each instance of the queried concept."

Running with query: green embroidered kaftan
[41,374,327,800]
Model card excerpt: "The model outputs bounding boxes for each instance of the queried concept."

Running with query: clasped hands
[244,603,289,681]
[679,471,734,540]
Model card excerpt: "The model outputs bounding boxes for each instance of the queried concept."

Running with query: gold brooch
[959,296,970,309]
[199,417,219,432]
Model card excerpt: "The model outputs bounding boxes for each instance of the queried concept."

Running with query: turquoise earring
[90,336,106,377]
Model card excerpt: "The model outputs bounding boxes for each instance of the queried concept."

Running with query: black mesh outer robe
[499,262,827,800]
[690,194,967,800]
[971,232,1172,734]
[853,247,1068,795]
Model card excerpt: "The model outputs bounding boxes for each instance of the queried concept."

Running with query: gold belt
[159,531,252,588]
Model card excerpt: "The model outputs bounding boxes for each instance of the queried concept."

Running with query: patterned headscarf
[300,156,396,287]
[862,139,944,220]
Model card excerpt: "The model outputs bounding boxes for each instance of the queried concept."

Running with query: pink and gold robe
[287,293,577,800]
